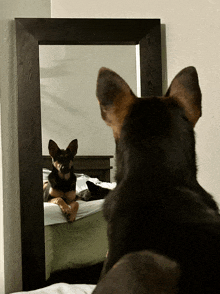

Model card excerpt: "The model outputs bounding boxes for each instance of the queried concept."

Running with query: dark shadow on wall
[161,24,168,94]
[45,262,104,286]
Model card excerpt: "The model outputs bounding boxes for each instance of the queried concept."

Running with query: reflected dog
[43,139,79,222]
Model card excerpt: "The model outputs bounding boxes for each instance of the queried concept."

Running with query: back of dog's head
[96,67,220,292]
[96,67,201,186]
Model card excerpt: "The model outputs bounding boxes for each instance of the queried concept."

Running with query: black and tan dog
[93,67,220,293]
[43,139,79,222]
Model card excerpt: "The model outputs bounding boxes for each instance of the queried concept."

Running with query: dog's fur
[43,139,79,222]
[94,67,220,293]
[93,250,180,294]
[77,181,110,201]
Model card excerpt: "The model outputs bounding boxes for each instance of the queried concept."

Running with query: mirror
[15,18,162,290]
[40,45,137,161]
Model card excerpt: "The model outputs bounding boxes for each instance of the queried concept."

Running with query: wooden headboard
[43,155,113,182]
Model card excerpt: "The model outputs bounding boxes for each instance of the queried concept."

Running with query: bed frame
[43,155,113,182]
[15,18,162,290]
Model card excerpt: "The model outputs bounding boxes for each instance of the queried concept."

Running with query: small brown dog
[43,139,79,222]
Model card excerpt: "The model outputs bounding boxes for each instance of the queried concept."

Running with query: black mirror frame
[15,18,162,290]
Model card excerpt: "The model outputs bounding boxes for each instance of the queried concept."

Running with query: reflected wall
[40,45,137,160]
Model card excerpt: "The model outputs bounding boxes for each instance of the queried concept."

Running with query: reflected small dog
[43,139,79,222]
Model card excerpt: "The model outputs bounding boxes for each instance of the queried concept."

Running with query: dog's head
[96,67,201,183]
[48,139,78,175]
[78,181,110,201]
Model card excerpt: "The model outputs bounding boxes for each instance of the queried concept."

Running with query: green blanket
[45,211,108,280]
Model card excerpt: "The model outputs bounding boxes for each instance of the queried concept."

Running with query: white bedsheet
[11,283,96,294]
[44,200,104,226]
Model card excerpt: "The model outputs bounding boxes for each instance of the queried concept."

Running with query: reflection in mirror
[39,45,138,173]
[16,18,162,290]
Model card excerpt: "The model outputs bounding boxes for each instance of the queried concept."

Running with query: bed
[42,155,115,281]
[12,283,96,294]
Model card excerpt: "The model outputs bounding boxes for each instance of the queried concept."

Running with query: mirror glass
[39,45,138,165]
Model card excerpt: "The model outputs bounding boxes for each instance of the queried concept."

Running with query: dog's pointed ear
[67,139,78,157]
[165,66,202,127]
[96,67,136,139]
[48,140,60,158]
[86,181,100,193]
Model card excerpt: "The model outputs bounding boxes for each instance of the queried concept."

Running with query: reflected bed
[42,156,114,281]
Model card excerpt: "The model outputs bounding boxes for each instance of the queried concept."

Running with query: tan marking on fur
[49,189,78,222]
[169,85,201,127]
[53,161,61,171]
[67,201,79,222]
[49,197,71,215]
[43,181,48,191]
[65,190,76,204]
[57,172,70,180]
[69,160,73,169]
[49,187,64,198]
[166,67,201,127]
[53,160,73,179]
[100,93,136,139]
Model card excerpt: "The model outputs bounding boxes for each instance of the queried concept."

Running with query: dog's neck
[58,172,71,180]
[115,142,197,189]
[52,166,73,181]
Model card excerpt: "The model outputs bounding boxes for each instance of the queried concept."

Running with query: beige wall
[51,0,220,203]
[0,1,51,293]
